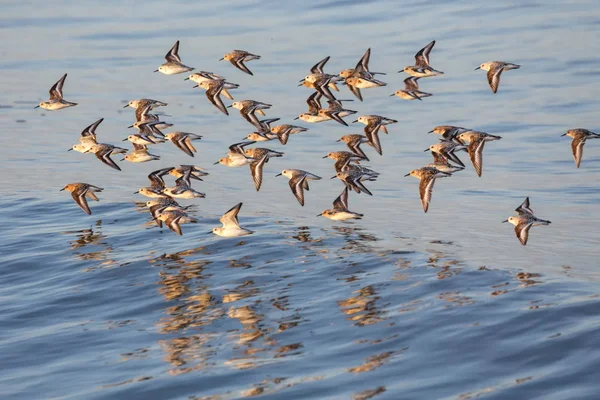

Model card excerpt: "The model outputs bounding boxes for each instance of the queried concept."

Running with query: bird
[353,115,398,155]
[425,151,465,174]
[503,197,551,245]
[244,148,284,191]
[475,61,520,93]
[212,202,253,237]
[68,117,103,153]
[61,183,103,215]
[401,40,444,78]
[157,210,197,235]
[123,98,167,111]
[35,73,77,110]
[85,143,128,171]
[428,126,469,141]
[269,124,308,145]
[122,143,161,163]
[164,132,203,157]
[220,50,261,75]
[323,151,365,173]
[229,100,272,128]
[427,140,467,167]
[134,167,174,198]
[335,165,378,196]
[276,169,322,206]
[146,197,189,228]
[162,172,206,199]
[561,129,600,168]
[194,79,236,115]
[169,165,208,183]
[215,142,256,167]
[455,131,502,177]
[317,99,357,126]
[336,134,370,161]
[318,186,363,220]
[404,167,451,213]
[155,40,194,75]
[391,77,432,100]
[339,48,386,101]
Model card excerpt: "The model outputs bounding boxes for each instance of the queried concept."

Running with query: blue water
[2,1,600,399]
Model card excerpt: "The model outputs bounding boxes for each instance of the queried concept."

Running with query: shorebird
[212,202,253,237]
[561,129,600,168]
[503,197,551,245]
[401,40,444,78]
[455,131,502,177]
[220,50,261,75]
[35,73,77,110]
[318,186,363,220]
[61,183,103,215]
[404,167,451,213]
[155,40,194,75]
[475,61,520,93]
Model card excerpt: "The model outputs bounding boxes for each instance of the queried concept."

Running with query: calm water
[2,1,600,399]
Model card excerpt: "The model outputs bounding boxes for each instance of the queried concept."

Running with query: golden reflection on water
[339,285,387,326]
[62,221,117,269]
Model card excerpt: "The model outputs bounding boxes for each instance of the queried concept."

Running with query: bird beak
[219,57,224,61]
[474,66,481,71]
[122,104,129,108]
[275,173,282,177]
[122,138,128,141]
[184,77,189,81]
[67,148,73,151]
[330,176,337,179]
[293,116,300,120]
[120,158,125,161]
[428,130,434,133]
[226,105,232,108]
[127,124,134,128]
[560,133,567,136]
[297,82,303,87]
[59,188,65,191]
[133,191,139,194]
[34,105,40,109]
[316,213,322,217]
[389,93,395,97]
[352,120,358,123]
[423,148,430,152]
[192,84,198,88]
[502,219,508,223]
[153,69,159,73]
[404,173,410,177]
[322,155,328,159]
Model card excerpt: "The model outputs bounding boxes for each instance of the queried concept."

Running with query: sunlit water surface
[1,1,600,399]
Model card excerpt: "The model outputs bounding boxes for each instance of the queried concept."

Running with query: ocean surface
[2,0,600,399]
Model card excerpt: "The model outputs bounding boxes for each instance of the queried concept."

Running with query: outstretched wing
[220,202,242,228]
[415,40,435,67]
[487,66,504,94]
[165,40,182,63]
[49,73,68,100]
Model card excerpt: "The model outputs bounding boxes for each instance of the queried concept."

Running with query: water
[2,0,600,398]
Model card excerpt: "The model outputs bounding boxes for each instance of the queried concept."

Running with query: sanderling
[212,202,253,237]
[123,133,162,146]
[162,171,206,199]
[429,126,469,141]
[404,167,451,213]
[269,124,308,145]
[475,61,520,93]
[427,140,467,167]
[276,169,322,206]
[194,79,234,115]
[220,50,261,75]
[245,148,284,191]
[35,73,77,111]
[337,134,370,160]
[503,197,551,245]
[68,118,103,153]
[157,209,197,235]
[323,151,365,173]
[353,115,397,155]
[123,98,167,111]
[186,71,236,100]
[335,164,378,196]
[340,48,386,102]
[215,141,256,167]
[318,186,363,220]
[61,183,103,215]
[455,131,502,177]
[122,143,161,163]
[146,196,188,227]
[317,99,357,126]
[426,151,465,174]
[155,40,194,75]
[85,143,127,171]
[401,40,444,78]
[169,165,208,183]
[391,77,432,100]
[229,100,272,128]
[164,132,202,157]
[561,129,600,168]
[128,119,167,138]
[134,167,174,198]
[300,56,341,97]
[129,104,173,131]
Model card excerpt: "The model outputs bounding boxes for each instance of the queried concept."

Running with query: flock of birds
[38,40,597,244]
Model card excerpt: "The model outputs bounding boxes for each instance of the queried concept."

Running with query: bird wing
[310,56,330,74]
[49,73,67,100]
[572,137,585,168]
[415,40,435,67]
[404,76,420,91]
[419,175,436,213]
[289,174,306,206]
[220,202,242,228]
[487,66,504,94]
[515,197,534,216]
[165,40,182,63]
[249,154,268,191]
[333,186,350,211]
[468,138,485,177]
[515,221,532,246]
[81,118,103,138]
[72,187,91,215]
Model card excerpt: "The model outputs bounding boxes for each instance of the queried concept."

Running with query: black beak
[502,220,508,223]
[67,148,73,151]
[560,133,567,136]
[213,161,220,165]
[316,213,322,217]
[322,155,328,159]
[122,104,129,108]
[428,130,434,133]
[122,138,128,141]
[474,66,481,71]
[389,93,395,97]
[293,116,300,120]
[352,120,358,123]
[120,158,125,161]
[184,77,189,81]
[424,149,430,152]
[127,124,134,128]
[336,139,341,142]
[226,105,232,108]
[297,82,304,87]
[192,84,198,88]
[330,176,337,179]
[275,173,282,177]
[404,173,410,177]
[153,69,159,73]
[219,57,224,61]
[133,191,139,194]
[34,105,40,109]
[59,188,65,191]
